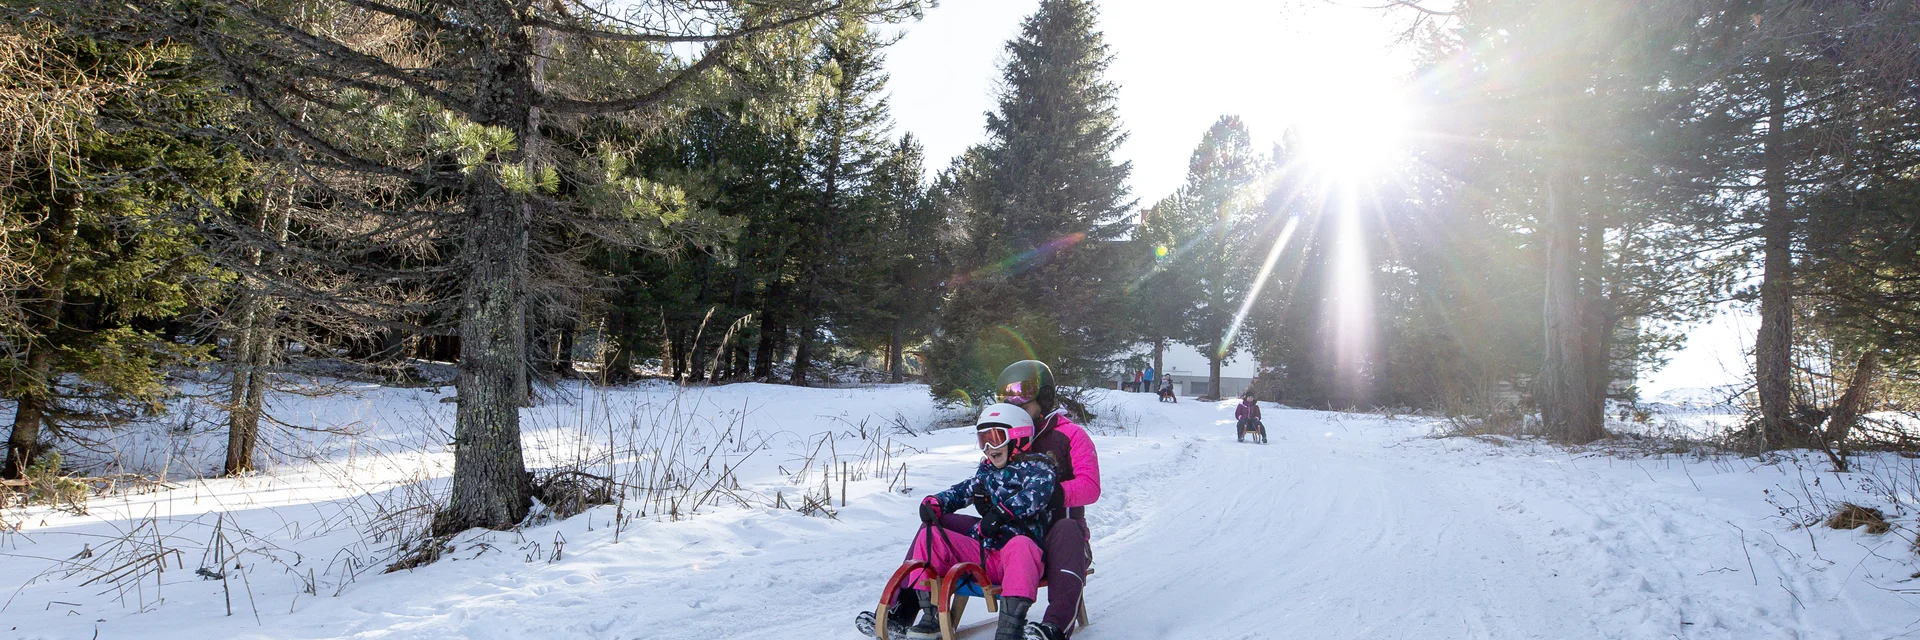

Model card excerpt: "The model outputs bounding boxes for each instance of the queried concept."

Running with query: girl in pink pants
[858,402,1057,640]
[902,528,1045,601]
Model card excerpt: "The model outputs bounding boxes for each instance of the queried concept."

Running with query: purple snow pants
[940,513,1092,635]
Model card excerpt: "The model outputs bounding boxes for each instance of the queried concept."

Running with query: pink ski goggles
[999,380,1037,405]
[976,424,1034,451]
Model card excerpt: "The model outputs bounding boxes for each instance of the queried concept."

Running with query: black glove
[919,497,941,524]
[978,499,1009,533]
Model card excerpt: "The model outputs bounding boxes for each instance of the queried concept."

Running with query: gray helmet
[995,360,1055,410]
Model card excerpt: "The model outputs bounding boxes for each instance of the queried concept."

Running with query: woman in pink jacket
[1235,394,1264,443]
[939,360,1099,640]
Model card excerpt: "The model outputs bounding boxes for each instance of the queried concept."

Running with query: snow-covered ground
[4,383,1920,639]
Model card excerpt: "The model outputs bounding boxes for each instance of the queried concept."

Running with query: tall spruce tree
[790,17,897,386]
[929,0,1134,404]
[1135,193,1193,392]
[862,135,936,383]
[1161,116,1264,399]
[1402,0,1726,440]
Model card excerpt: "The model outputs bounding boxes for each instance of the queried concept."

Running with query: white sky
[884,0,1413,202]
[880,0,1751,396]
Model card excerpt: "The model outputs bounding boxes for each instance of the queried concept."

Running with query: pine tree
[930,0,1134,404]
[790,17,898,386]
[1654,0,1920,449]
[168,0,921,532]
[1,6,239,478]
[1403,0,1731,440]
[1135,193,1193,393]
[862,135,936,383]
[1160,116,1264,399]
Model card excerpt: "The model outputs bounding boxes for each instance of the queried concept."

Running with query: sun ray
[1221,214,1302,357]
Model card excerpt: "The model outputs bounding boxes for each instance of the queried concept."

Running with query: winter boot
[855,602,915,638]
[993,596,1034,640]
[1024,621,1069,640]
[904,590,942,640]
[858,585,923,638]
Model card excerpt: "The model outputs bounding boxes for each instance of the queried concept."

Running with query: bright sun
[1295,79,1411,182]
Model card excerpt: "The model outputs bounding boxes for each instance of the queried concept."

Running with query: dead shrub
[384,532,454,573]
[1824,502,1891,535]
[1433,411,1532,439]
[532,469,614,520]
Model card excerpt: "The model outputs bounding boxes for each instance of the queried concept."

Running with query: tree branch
[218,0,477,115]
[530,2,840,45]
[536,41,731,115]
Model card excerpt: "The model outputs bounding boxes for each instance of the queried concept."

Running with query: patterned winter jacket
[930,455,1057,550]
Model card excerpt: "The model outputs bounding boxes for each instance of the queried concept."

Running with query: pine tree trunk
[688,335,708,383]
[1208,352,1222,401]
[1826,348,1878,456]
[790,322,813,387]
[601,312,634,385]
[553,318,576,376]
[889,323,905,384]
[224,299,263,475]
[4,192,80,480]
[1576,210,1611,439]
[224,312,271,475]
[226,186,293,475]
[1755,58,1797,450]
[5,347,56,480]
[754,283,785,380]
[1538,96,1605,443]
[442,180,534,532]
[525,312,549,402]
[438,26,536,533]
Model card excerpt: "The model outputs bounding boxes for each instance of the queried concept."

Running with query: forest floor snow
[3,383,1919,639]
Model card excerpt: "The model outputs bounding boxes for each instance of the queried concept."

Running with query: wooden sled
[1238,421,1268,444]
[873,561,1092,640]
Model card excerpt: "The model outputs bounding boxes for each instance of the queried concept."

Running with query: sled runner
[872,561,1091,640]
[1238,420,1267,444]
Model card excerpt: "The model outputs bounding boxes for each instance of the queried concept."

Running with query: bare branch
[530,2,839,45]
[537,42,731,115]
[215,0,477,116]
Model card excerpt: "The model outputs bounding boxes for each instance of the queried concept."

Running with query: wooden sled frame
[1239,421,1268,444]
[874,561,1092,640]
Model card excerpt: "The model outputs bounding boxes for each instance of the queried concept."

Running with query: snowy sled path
[1081,406,1594,639]
[8,385,1917,640]
[1069,399,1914,640]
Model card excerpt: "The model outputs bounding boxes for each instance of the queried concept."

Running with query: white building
[1114,342,1260,399]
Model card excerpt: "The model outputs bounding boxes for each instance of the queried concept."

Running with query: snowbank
[2,384,1917,639]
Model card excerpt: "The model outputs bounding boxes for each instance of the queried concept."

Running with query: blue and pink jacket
[928,457,1056,550]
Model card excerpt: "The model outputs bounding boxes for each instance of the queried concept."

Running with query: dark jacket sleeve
[932,469,982,514]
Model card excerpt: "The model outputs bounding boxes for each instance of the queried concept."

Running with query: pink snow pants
[903,529,1044,600]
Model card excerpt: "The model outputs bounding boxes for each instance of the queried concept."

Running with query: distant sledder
[1236,394,1267,444]
[857,403,1056,640]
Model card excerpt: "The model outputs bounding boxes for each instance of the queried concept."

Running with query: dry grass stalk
[1823,502,1891,535]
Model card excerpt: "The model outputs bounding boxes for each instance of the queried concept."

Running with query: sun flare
[1295,79,1411,182]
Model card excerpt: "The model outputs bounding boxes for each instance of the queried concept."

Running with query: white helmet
[975,402,1036,451]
